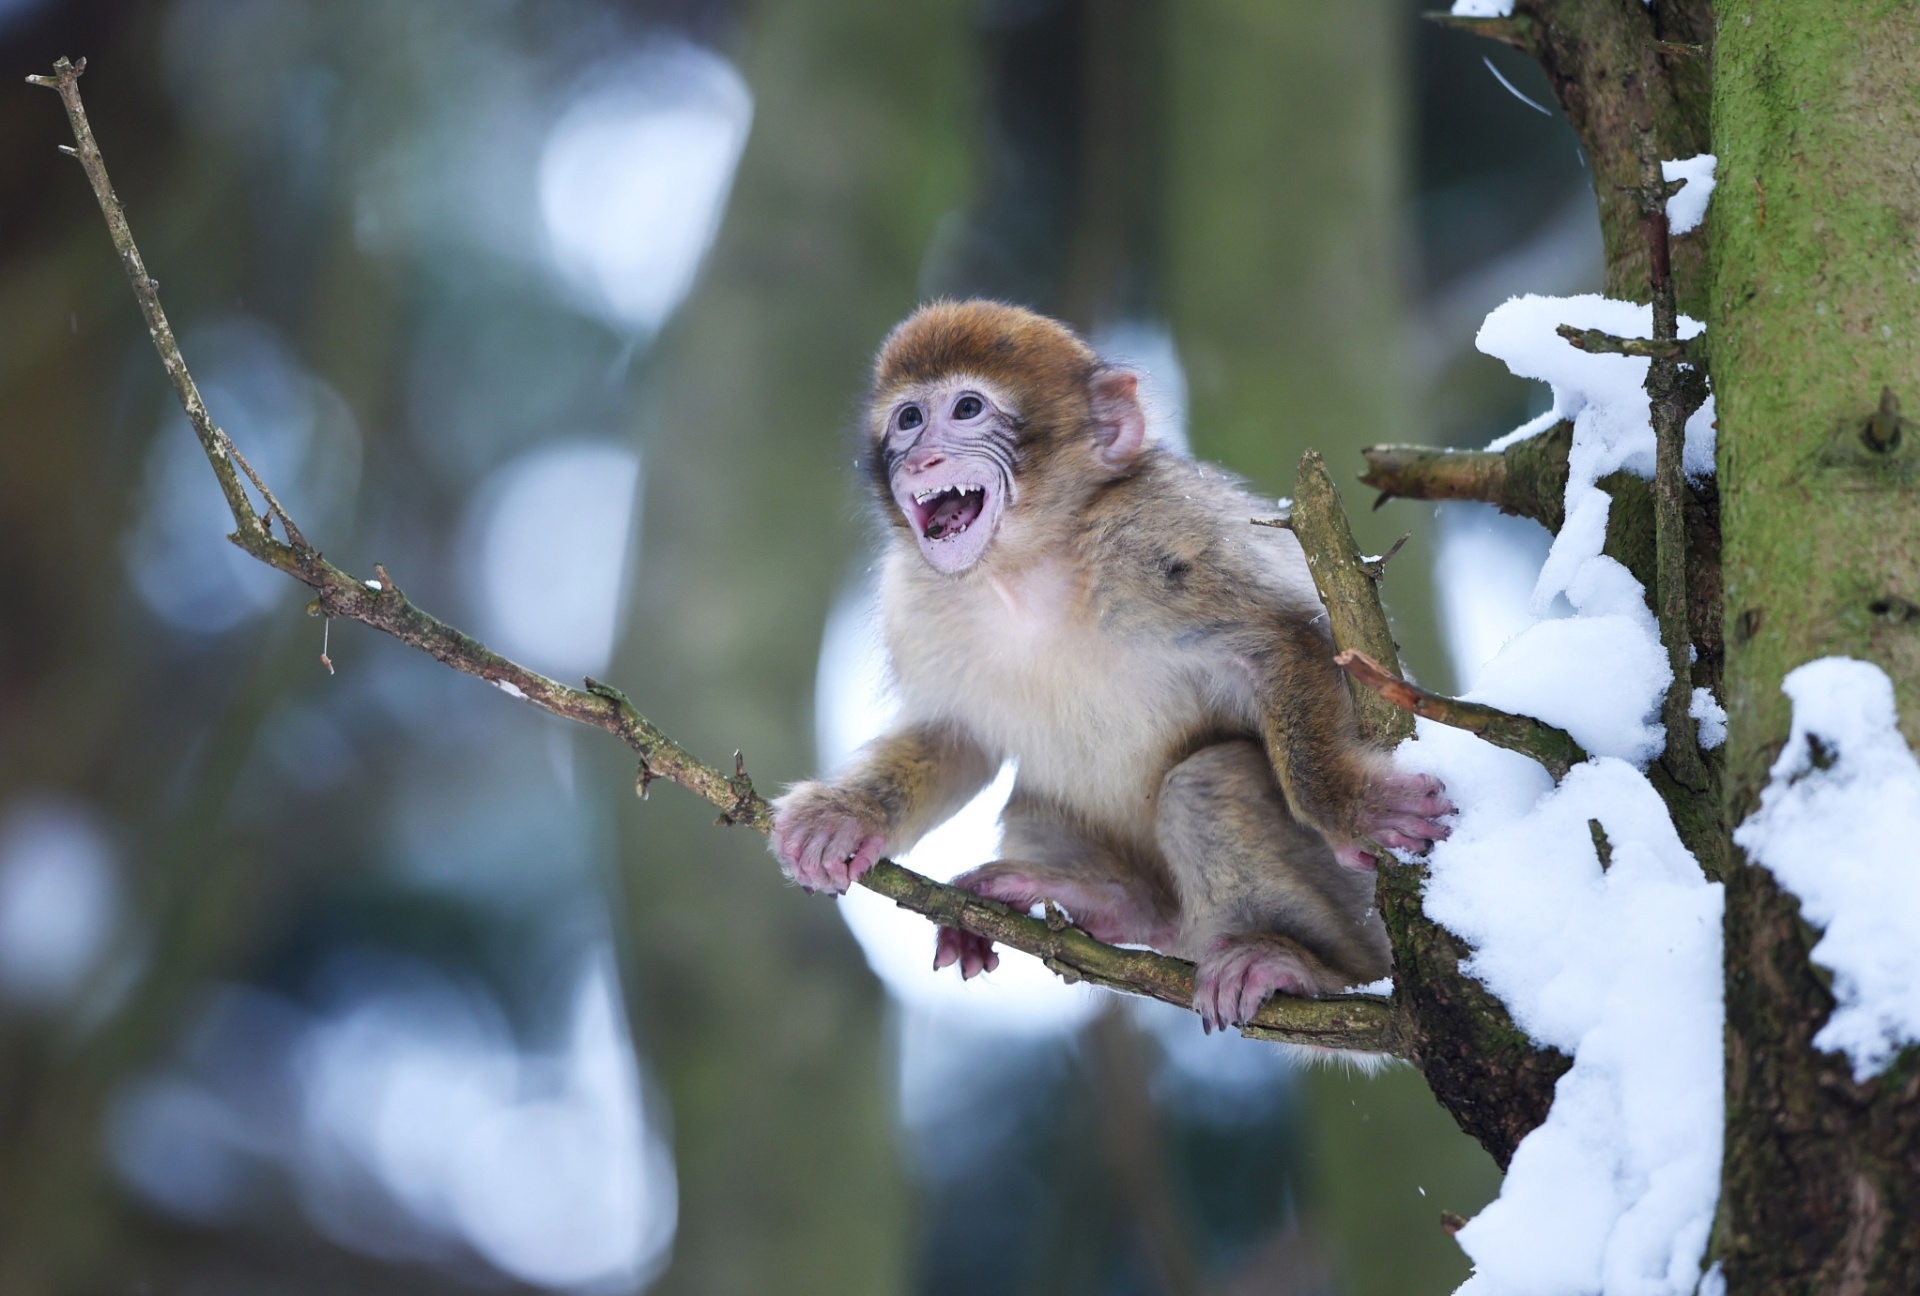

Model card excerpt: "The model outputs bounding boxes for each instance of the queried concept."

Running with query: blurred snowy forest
[0,1,1608,1293]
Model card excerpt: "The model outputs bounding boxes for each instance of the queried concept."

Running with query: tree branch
[1555,324,1699,362]
[31,59,1403,1056]
[1635,136,1711,791]
[1493,0,1715,316]
[1335,649,1588,782]
[1422,11,1538,53]
[1360,421,1572,531]
[1291,450,1412,744]
[1289,451,1568,1167]
[28,58,262,542]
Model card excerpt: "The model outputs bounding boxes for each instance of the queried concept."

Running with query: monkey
[770,300,1453,1030]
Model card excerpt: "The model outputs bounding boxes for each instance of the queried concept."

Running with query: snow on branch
[28,57,1401,1056]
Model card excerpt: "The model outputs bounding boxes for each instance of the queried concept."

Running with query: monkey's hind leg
[933,795,1179,979]
[1156,741,1391,1029]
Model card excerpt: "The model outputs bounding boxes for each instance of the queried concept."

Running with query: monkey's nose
[904,449,947,474]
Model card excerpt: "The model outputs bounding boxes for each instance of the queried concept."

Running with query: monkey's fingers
[795,830,840,893]
[817,820,872,892]
[846,833,887,885]
[1376,813,1452,844]
[1379,773,1456,819]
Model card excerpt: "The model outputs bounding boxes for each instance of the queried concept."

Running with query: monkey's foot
[768,782,889,894]
[932,862,1170,980]
[1192,933,1339,1032]
[1339,772,1457,869]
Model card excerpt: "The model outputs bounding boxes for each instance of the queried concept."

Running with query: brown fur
[774,302,1451,1017]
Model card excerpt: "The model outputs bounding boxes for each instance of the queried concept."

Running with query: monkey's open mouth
[911,485,986,541]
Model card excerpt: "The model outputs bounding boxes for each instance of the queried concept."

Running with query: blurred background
[0,1,1600,1292]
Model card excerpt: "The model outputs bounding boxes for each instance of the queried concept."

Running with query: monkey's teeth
[913,486,983,505]
[915,485,987,543]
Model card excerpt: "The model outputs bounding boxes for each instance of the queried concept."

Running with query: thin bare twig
[1555,323,1698,362]
[31,58,1402,1055]
[1335,650,1588,781]
[28,58,262,541]
[1635,134,1710,790]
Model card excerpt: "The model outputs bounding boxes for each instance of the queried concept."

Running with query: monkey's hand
[1193,933,1345,1031]
[1333,771,1455,871]
[932,863,1172,980]
[769,782,890,895]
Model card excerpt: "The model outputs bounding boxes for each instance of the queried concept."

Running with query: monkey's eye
[897,405,924,431]
[953,395,983,420]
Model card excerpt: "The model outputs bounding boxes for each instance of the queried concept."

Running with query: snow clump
[1395,291,1724,1295]
[1733,657,1920,1081]
[1689,688,1726,750]
[1661,155,1717,236]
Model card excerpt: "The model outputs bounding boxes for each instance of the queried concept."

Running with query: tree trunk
[1712,2,1920,1290]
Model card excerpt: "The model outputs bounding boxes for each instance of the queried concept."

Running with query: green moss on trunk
[1712,3,1920,1290]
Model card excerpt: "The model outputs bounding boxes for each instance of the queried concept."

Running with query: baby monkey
[771,301,1451,1029]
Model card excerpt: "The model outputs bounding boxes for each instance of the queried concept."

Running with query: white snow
[1451,0,1514,15]
[1466,553,1670,765]
[1689,689,1726,750]
[1661,155,1717,237]
[1398,290,1725,1295]
[1399,744,1723,1296]
[1733,658,1920,1080]
[1478,295,1714,616]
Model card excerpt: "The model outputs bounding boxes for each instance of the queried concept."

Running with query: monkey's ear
[1090,369,1147,467]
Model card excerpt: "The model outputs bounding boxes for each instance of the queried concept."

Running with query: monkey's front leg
[770,723,994,894]
[1252,622,1455,870]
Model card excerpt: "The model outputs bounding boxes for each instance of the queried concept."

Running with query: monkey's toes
[1192,936,1319,1032]
[933,926,1000,979]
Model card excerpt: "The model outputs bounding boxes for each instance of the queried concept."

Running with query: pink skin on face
[884,383,1012,575]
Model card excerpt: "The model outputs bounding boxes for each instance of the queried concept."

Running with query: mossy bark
[1712,3,1920,1290]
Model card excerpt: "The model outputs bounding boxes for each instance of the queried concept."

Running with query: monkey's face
[875,378,1017,575]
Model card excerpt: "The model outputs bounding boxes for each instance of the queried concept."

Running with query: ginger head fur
[865,299,1146,575]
